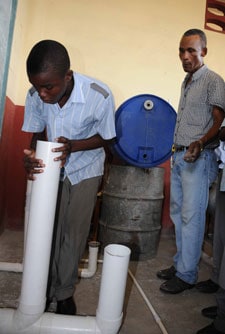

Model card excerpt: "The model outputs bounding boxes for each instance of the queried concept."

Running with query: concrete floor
[0,229,216,334]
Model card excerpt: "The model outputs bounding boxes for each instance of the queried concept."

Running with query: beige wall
[7,0,225,111]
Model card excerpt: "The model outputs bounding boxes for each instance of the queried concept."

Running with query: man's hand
[23,149,45,180]
[184,141,203,163]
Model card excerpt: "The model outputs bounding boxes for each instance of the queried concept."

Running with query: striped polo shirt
[22,72,116,185]
[174,65,225,148]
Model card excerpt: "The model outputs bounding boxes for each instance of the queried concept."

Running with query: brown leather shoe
[56,296,76,315]
[157,265,176,280]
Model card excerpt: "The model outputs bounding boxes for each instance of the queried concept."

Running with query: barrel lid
[114,94,177,168]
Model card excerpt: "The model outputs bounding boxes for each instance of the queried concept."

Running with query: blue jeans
[170,149,218,284]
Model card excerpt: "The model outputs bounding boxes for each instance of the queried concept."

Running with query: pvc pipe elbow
[79,241,100,278]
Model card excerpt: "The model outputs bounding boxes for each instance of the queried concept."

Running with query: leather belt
[172,144,215,153]
[172,144,189,153]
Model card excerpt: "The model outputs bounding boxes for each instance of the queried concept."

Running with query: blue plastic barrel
[113,94,176,167]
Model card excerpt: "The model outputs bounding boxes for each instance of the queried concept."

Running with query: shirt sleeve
[93,90,116,140]
[22,90,46,133]
[221,119,225,128]
[209,75,225,111]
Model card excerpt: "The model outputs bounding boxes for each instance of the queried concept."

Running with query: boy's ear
[201,47,207,57]
[65,70,73,81]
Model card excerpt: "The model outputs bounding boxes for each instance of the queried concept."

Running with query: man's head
[179,29,207,74]
[27,40,73,105]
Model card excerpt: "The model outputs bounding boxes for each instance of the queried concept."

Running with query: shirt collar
[184,64,208,83]
[65,72,86,105]
[192,64,208,80]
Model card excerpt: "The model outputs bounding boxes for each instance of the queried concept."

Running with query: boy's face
[28,69,73,105]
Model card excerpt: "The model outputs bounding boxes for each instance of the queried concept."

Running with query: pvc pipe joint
[79,241,100,278]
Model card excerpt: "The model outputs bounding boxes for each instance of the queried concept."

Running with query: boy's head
[26,40,70,77]
[27,40,73,106]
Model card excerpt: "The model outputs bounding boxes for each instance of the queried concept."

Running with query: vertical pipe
[24,180,33,253]
[15,140,62,330]
[96,244,131,334]
[80,241,100,278]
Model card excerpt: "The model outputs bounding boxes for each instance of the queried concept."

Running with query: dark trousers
[48,176,101,301]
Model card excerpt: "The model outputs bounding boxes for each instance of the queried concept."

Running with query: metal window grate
[205,0,225,34]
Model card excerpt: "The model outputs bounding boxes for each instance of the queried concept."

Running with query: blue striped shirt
[22,72,116,185]
[174,65,225,148]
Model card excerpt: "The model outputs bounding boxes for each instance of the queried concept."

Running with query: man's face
[179,35,207,74]
[28,69,72,105]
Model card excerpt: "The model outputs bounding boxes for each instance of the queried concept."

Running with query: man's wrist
[198,140,204,151]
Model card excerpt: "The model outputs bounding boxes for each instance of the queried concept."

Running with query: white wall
[7,0,225,111]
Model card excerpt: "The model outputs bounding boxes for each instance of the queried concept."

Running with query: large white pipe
[24,179,33,249]
[15,140,62,330]
[0,307,101,334]
[0,181,99,277]
[0,140,130,334]
[0,243,131,333]
[96,244,130,334]
[0,243,130,334]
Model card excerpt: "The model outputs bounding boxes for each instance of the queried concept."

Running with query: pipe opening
[105,244,131,258]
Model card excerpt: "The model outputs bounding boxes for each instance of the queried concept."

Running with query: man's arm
[184,106,225,163]
[198,106,225,147]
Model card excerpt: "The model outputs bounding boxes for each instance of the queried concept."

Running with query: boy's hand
[23,149,45,180]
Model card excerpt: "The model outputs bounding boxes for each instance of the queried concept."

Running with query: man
[196,123,225,334]
[22,40,116,315]
[156,29,225,294]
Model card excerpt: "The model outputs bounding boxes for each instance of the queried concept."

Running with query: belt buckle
[172,144,175,153]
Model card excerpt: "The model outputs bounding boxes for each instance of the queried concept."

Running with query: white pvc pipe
[0,308,101,334]
[79,241,100,278]
[81,258,168,334]
[0,179,100,278]
[16,140,62,330]
[0,241,100,276]
[0,140,130,334]
[0,243,130,334]
[1,241,100,280]
[96,244,131,334]
[24,179,33,251]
